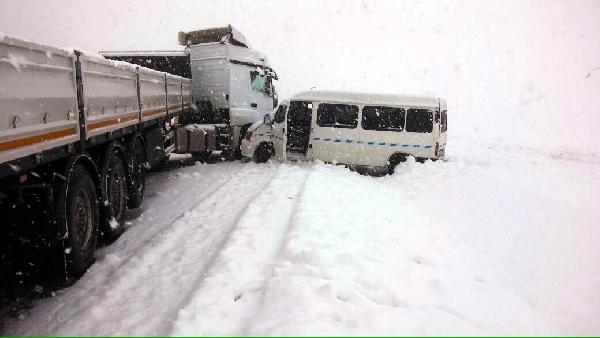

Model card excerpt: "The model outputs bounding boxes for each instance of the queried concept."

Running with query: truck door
[271,102,288,161]
[249,68,275,121]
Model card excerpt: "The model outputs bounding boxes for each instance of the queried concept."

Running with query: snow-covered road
[4,138,600,335]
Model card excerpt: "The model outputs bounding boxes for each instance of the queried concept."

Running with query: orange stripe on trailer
[88,114,139,131]
[0,128,77,152]
[142,107,167,118]
[143,103,188,118]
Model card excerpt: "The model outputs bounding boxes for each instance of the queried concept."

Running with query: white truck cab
[185,26,278,150]
[102,25,278,154]
[245,91,447,173]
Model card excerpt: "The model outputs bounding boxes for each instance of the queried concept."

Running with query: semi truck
[0,26,279,283]
[100,25,279,157]
[0,34,195,281]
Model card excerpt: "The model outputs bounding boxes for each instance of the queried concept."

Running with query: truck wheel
[192,150,212,163]
[387,153,408,175]
[127,138,146,209]
[55,164,99,276]
[254,143,272,163]
[101,149,127,240]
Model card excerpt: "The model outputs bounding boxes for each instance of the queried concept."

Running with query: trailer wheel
[192,150,212,163]
[55,164,99,276]
[127,138,146,209]
[101,149,127,240]
[254,143,273,163]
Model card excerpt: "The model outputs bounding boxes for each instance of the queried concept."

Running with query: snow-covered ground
[3,134,599,335]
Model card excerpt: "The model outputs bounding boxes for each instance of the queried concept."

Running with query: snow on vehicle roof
[290,90,443,108]
[0,34,191,81]
[99,50,189,57]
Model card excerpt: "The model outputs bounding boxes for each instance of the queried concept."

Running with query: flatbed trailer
[0,35,192,279]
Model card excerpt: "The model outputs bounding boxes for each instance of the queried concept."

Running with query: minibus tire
[387,153,408,175]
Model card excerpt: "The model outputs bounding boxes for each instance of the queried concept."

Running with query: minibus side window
[317,103,358,129]
[317,105,335,127]
[361,106,405,132]
[441,110,447,132]
[406,109,433,133]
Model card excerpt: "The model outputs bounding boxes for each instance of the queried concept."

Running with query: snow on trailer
[0,35,192,280]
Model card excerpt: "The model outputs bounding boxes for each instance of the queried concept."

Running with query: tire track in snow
[6,164,279,336]
[170,165,312,336]
[99,163,240,262]
[156,167,298,335]
[238,169,312,336]
[96,169,237,271]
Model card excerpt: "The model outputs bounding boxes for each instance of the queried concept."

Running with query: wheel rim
[109,169,125,223]
[73,189,93,248]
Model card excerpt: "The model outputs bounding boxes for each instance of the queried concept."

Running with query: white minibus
[242,91,447,173]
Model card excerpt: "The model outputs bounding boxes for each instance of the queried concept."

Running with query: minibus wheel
[387,153,408,175]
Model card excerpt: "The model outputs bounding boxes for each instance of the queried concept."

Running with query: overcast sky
[1,0,599,146]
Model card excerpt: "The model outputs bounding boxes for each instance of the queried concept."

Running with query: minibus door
[271,102,288,161]
[286,101,313,158]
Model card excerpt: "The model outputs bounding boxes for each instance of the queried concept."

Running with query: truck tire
[54,164,99,276]
[254,143,273,163]
[192,150,212,163]
[101,148,127,240]
[127,138,146,209]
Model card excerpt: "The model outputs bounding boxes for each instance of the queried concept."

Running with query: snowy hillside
[5,137,600,335]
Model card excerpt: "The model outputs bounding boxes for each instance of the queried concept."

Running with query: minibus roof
[290,90,443,108]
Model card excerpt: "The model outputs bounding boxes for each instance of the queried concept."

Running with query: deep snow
[3,135,599,335]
